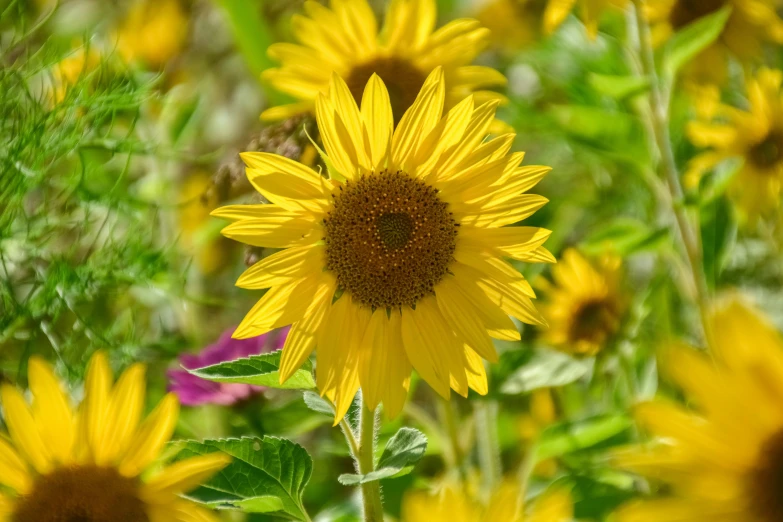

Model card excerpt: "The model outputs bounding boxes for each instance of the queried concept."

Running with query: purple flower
[168,327,288,406]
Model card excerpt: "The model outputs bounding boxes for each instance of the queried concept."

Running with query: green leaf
[501,348,593,394]
[303,391,335,417]
[338,428,427,485]
[172,437,313,520]
[549,105,640,143]
[661,6,732,79]
[159,85,199,146]
[588,73,651,100]
[536,414,633,460]
[188,350,315,390]
[700,197,736,290]
[581,218,669,256]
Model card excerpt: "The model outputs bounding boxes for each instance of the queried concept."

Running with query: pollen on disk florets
[324,169,458,309]
[12,465,148,522]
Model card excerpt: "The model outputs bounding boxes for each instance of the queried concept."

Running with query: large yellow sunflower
[402,481,572,522]
[614,298,783,522]
[646,0,783,83]
[0,352,230,522]
[685,68,783,216]
[214,68,553,421]
[260,0,506,124]
[538,248,625,356]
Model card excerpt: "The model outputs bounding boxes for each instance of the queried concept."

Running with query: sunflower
[213,68,553,421]
[685,68,783,216]
[646,0,783,83]
[543,0,625,39]
[614,298,783,522]
[402,481,572,522]
[474,0,548,53]
[0,351,230,522]
[538,248,625,356]
[260,0,506,125]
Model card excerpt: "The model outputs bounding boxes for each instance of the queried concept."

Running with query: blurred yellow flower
[543,0,625,39]
[614,298,783,522]
[261,0,506,124]
[519,388,559,477]
[646,0,783,84]
[50,46,100,104]
[214,69,552,422]
[402,481,573,522]
[685,68,783,216]
[116,0,188,69]
[179,172,231,275]
[539,248,625,356]
[0,352,230,522]
[475,0,548,53]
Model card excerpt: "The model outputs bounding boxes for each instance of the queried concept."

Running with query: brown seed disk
[344,57,427,124]
[12,465,149,522]
[749,130,783,170]
[750,428,783,522]
[323,169,458,309]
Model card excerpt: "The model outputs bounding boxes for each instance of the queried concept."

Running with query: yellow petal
[359,308,412,417]
[101,364,146,463]
[142,453,231,501]
[544,0,577,34]
[246,168,329,213]
[434,100,500,180]
[0,384,51,474]
[464,347,489,396]
[83,351,112,465]
[119,393,180,477]
[279,274,337,382]
[0,436,31,493]
[28,356,74,464]
[315,91,360,180]
[391,67,445,170]
[414,95,475,180]
[219,214,320,249]
[328,72,371,171]
[435,276,498,362]
[450,271,521,340]
[210,204,306,223]
[527,489,573,522]
[361,74,393,170]
[237,244,324,289]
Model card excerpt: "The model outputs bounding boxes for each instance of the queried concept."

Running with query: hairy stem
[359,402,385,522]
[630,0,712,337]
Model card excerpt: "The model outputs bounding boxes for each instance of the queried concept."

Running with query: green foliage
[187,350,317,389]
[660,6,732,80]
[173,437,313,520]
[501,348,593,394]
[338,427,428,485]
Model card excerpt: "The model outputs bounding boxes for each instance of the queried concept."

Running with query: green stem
[474,400,501,498]
[358,402,385,522]
[630,0,712,339]
[436,396,467,483]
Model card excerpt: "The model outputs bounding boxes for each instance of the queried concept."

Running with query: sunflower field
[3,0,783,520]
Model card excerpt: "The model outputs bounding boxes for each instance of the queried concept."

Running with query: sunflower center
[749,130,783,170]
[750,428,783,522]
[12,465,148,522]
[669,0,725,29]
[568,299,619,346]
[323,169,458,309]
[345,57,427,124]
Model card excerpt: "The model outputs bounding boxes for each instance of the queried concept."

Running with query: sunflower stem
[436,396,468,484]
[358,402,385,522]
[474,400,501,499]
[630,0,712,339]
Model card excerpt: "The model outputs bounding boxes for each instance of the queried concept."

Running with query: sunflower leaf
[588,73,651,100]
[501,348,594,394]
[338,427,428,485]
[536,414,633,460]
[187,349,315,389]
[172,436,313,520]
[660,5,732,79]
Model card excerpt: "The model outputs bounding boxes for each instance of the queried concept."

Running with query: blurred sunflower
[475,0,548,53]
[261,0,506,124]
[402,481,572,522]
[214,68,553,421]
[685,68,783,216]
[543,0,625,39]
[646,0,783,83]
[50,46,100,104]
[179,172,231,275]
[0,352,230,522]
[538,248,625,356]
[115,0,188,69]
[614,298,783,522]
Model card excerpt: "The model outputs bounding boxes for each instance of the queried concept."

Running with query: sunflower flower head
[537,248,625,356]
[614,297,783,522]
[0,351,230,522]
[214,68,553,423]
[543,0,626,39]
[261,0,507,124]
[475,0,548,53]
[646,0,783,83]
[402,481,573,522]
[685,68,783,217]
